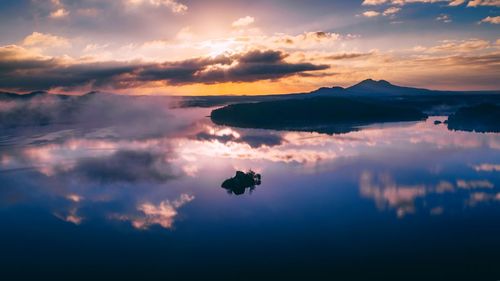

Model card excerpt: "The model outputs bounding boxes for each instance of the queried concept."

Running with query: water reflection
[2,98,500,279]
[359,171,427,218]
[110,193,195,230]
[359,170,498,218]
[0,101,499,228]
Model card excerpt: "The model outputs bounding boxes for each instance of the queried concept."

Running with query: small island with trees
[221,170,262,195]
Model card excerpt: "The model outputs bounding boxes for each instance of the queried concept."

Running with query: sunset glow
[0,0,498,95]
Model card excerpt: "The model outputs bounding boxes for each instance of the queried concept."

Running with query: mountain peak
[344,79,433,96]
[354,79,393,87]
[309,86,345,96]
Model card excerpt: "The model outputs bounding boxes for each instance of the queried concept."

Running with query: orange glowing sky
[0,0,499,95]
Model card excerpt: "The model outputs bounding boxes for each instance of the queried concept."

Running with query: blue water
[1,107,499,280]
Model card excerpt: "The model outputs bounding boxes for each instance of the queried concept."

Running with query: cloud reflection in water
[111,194,195,230]
[0,98,499,228]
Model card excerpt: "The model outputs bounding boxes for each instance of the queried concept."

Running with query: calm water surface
[1,106,499,280]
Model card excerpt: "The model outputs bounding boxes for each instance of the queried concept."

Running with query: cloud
[0,91,186,142]
[272,31,341,49]
[435,181,455,193]
[467,192,500,206]
[363,11,381,17]
[66,194,84,203]
[363,7,399,18]
[125,0,188,14]
[473,164,500,172]
[361,0,495,6]
[83,43,110,52]
[50,8,69,18]
[195,128,284,148]
[436,14,452,23]
[383,7,401,15]
[417,39,491,53]
[359,170,500,217]
[359,171,426,217]
[394,0,456,5]
[72,150,177,183]
[54,207,83,225]
[117,193,194,229]
[21,32,71,49]
[479,16,500,24]
[0,47,328,91]
[0,93,198,182]
[362,0,389,4]
[324,52,374,60]
[456,179,494,189]
[467,0,500,7]
[232,16,255,27]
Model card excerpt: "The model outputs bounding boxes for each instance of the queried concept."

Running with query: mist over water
[1,96,499,280]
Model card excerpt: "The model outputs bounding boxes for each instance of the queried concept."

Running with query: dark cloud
[324,52,373,60]
[71,150,176,183]
[238,50,284,63]
[239,134,283,148]
[0,49,141,90]
[0,47,329,91]
[195,130,284,148]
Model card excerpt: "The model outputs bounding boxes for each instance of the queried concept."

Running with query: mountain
[0,91,21,100]
[346,79,433,96]
[306,79,500,97]
[1,79,499,108]
[210,79,500,134]
[0,90,60,101]
[309,86,346,97]
[0,90,104,102]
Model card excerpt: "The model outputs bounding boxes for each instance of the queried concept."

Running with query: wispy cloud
[363,10,381,17]
[479,16,500,24]
[467,0,500,7]
[473,164,500,172]
[49,8,69,18]
[21,32,71,48]
[232,16,255,27]
[413,39,491,53]
[362,0,388,5]
[436,14,452,23]
[383,7,401,16]
[125,0,188,14]
[115,194,195,230]
[362,0,497,6]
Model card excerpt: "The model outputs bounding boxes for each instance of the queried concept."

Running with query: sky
[0,0,498,95]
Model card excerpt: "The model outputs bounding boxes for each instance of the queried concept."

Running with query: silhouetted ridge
[305,79,441,97]
[309,86,346,96]
[447,103,500,133]
[346,79,431,96]
[351,78,392,88]
[211,97,427,134]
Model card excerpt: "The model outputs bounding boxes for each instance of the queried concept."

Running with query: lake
[1,105,499,280]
